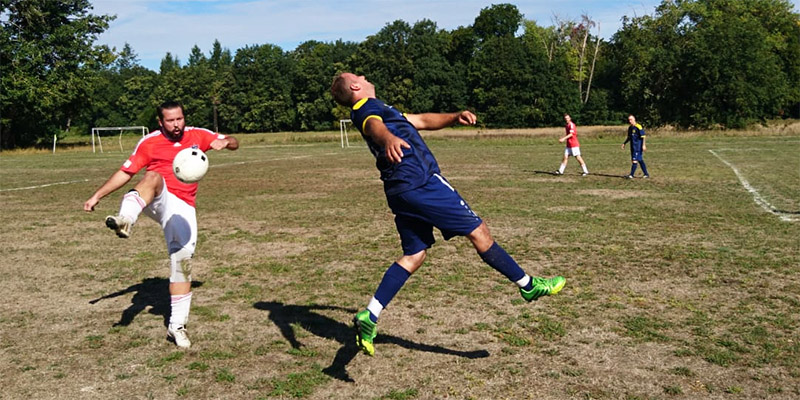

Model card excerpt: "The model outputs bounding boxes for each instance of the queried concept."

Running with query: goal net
[91,126,148,153]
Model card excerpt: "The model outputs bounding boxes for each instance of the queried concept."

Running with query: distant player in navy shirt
[331,72,566,356]
[622,114,650,178]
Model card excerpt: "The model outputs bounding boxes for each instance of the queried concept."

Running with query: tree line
[1,0,799,149]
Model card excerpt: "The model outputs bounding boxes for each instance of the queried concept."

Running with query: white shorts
[564,147,581,157]
[142,180,197,257]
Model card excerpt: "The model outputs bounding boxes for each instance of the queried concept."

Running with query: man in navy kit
[331,72,566,356]
[622,114,649,178]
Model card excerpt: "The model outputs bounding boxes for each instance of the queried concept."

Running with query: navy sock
[479,242,527,288]
[639,160,649,176]
[630,163,638,176]
[371,263,411,322]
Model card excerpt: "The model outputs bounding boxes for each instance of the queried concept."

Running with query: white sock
[581,164,589,174]
[558,164,566,174]
[119,190,145,223]
[169,292,192,327]
[515,275,531,288]
[366,297,384,319]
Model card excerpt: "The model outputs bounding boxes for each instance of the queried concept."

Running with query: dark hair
[157,101,184,120]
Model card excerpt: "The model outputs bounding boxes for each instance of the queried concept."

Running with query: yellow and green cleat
[520,276,566,302]
[354,310,377,356]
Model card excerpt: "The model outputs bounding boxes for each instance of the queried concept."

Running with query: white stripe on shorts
[433,173,455,192]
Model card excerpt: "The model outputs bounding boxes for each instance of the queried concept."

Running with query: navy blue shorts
[387,173,483,255]
[630,148,643,161]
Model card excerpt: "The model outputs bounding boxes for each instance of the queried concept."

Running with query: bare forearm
[84,169,134,211]
[92,170,133,201]
[407,112,463,131]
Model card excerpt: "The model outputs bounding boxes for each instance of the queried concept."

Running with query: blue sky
[91,0,798,71]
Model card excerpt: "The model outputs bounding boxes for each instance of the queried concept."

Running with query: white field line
[0,178,90,192]
[0,152,343,192]
[709,149,798,222]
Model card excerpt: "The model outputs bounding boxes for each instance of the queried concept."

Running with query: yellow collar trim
[353,97,369,110]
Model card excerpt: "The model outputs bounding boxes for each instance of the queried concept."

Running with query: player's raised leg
[468,222,565,301]
[106,171,164,238]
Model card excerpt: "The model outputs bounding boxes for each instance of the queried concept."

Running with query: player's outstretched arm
[210,136,239,151]
[84,170,134,211]
[406,111,476,131]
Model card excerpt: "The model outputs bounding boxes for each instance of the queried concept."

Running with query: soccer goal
[91,126,148,153]
[339,119,353,148]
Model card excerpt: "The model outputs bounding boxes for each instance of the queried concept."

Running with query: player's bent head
[158,100,185,121]
[331,73,354,107]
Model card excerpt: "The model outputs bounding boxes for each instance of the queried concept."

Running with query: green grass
[0,130,798,399]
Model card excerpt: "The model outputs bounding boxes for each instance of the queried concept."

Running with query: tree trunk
[584,33,601,104]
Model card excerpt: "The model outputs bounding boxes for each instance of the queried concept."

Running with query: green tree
[352,20,414,109]
[406,20,466,113]
[611,0,800,128]
[470,4,557,127]
[291,40,357,130]
[0,0,114,148]
[227,44,295,132]
[81,43,158,133]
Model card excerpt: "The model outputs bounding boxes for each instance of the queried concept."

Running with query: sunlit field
[1,128,798,399]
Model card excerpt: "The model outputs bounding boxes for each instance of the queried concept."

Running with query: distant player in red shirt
[555,113,589,176]
[84,101,238,348]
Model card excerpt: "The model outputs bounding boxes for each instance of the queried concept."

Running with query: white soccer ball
[172,147,209,183]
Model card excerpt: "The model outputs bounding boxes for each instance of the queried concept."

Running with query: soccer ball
[173,147,209,183]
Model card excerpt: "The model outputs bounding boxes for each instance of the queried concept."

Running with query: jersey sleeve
[352,99,385,134]
[121,138,151,173]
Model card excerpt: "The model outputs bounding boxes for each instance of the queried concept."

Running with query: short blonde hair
[330,74,353,106]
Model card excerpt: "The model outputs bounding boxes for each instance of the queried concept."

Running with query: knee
[468,223,494,253]
[143,170,162,182]
[170,247,194,283]
[398,250,426,271]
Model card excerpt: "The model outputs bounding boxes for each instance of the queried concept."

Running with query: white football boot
[105,215,133,238]
[167,325,191,349]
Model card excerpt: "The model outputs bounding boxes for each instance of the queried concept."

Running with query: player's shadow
[532,170,629,178]
[89,277,203,327]
[253,301,490,383]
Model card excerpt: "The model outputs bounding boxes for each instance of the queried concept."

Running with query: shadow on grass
[532,170,630,178]
[89,277,203,327]
[254,301,489,383]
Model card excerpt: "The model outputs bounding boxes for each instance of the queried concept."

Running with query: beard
[161,126,185,142]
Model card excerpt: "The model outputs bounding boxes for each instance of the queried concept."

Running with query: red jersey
[565,121,580,148]
[121,127,224,207]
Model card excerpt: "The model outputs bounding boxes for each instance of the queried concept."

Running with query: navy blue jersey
[625,123,646,151]
[351,97,441,195]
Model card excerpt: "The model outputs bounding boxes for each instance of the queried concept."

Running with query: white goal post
[91,126,148,153]
[339,119,352,148]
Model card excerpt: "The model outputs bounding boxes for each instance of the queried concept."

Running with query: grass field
[0,128,798,399]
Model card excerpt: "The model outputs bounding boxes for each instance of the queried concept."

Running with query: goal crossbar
[91,126,148,153]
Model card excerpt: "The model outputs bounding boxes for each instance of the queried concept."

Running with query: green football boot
[354,310,377,356]
[520,276,566,302]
